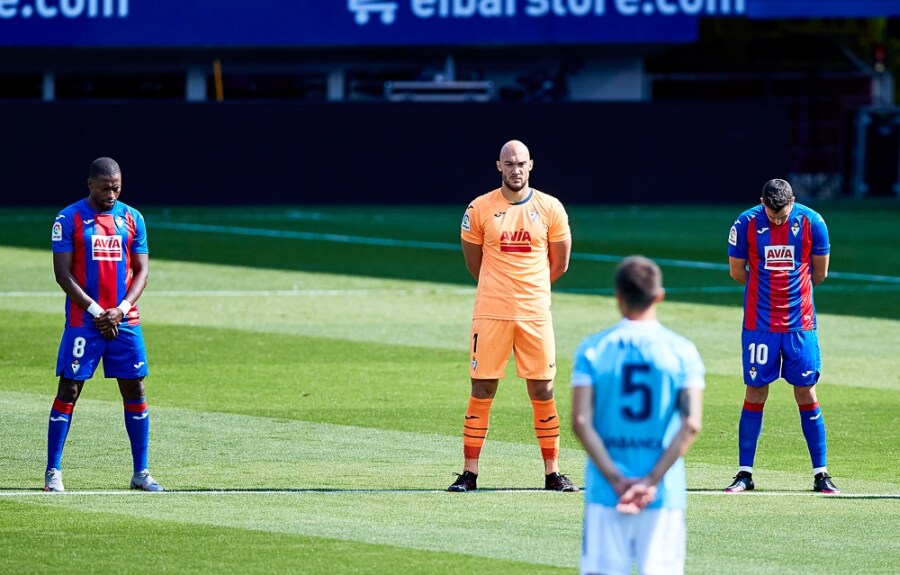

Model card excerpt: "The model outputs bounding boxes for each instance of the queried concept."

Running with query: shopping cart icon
[348,0,398,25]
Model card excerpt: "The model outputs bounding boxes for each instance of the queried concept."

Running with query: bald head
[497,140,533,195]
[499,140,530,162]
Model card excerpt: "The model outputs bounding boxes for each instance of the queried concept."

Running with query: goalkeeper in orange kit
[449,139,577,493]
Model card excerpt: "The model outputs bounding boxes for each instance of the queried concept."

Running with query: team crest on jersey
[471,359,477,372]
[461,213,471,232]
[52,222,62,242]
[92,234,123,261]
[500,229,532,252]
[728,226,738,246]
[529,209,538,222]
[764,244,795,271]
[791,221,800,237]
[71,360,80,374]
[115,216,126,229]
[748,366,757,381]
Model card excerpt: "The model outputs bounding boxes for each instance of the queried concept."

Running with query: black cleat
[545,472,579,492]
[724,471,755,493]
[813,472,841,494]
[448,471,478,492]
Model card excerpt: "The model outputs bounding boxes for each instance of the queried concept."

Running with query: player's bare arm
[96,252,149,331]
[645,387,703,487]
[729,256,748,285]
[461,239,483,281]
[572,386,626,489]
[548,238,571,284]
[53,251,94,311]
[53,251,117,339]
[617,387,703,513]
[811,253,829,287]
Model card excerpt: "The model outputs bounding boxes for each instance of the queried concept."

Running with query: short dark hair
[615,256,662,311]
[761,178,793,211]
[89,157,121,180]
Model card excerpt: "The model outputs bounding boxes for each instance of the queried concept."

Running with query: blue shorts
[56,324,149,381]
[741,329,820,387]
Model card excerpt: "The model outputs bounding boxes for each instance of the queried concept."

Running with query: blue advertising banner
[749,1,900,18]
[0,0,746,47]
[0,1,895,48]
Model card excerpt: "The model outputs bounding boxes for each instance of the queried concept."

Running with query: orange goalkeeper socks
[462,396,493,460]
[532,398,560,460]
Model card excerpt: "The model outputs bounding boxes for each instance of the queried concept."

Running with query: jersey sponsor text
[499,228,532,252]
[91,234,123,261]
[764,244,795,270]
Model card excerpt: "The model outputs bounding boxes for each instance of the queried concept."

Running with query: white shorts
[581,504,685,575]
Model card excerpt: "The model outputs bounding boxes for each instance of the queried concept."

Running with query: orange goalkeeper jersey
[461,187,570,320]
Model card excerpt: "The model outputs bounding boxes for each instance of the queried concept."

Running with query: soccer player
[448,139,577,492]
[572,256,704,575]
[45,157,163,492]
[724,178,839,494]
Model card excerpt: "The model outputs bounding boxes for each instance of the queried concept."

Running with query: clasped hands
[93,308,127,340]
[612,476,658,515]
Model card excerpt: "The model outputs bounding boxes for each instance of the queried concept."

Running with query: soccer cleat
[724,471,755,493]
[448,471,478,492]
[130,469,164,492]
[44,468,64,492]
[545,472,579,492]
[813,472,841,494]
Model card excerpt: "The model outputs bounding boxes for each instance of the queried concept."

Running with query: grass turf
[0,202,898,574]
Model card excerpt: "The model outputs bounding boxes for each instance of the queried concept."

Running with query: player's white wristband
[86,301,104,318]
[117,299,133,317]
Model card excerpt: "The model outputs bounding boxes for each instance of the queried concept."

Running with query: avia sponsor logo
[499,228,532,252]
[91,234,123,261]
[763,244,795,271]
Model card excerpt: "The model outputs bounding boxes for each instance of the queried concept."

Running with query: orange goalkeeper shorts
[468,317,556,380]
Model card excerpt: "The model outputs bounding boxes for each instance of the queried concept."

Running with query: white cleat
[44,468,64,492]
[130,469,164,492]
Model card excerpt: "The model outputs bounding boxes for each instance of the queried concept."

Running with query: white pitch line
[1,490,897,498]
[0,288,475,298]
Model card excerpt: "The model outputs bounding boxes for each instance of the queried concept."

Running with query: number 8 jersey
[51,198,148,328]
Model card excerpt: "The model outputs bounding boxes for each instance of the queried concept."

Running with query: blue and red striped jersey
[51,198,148,328]
[727,202,829,332]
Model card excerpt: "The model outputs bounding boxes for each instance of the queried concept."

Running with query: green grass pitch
[0,202,898,574]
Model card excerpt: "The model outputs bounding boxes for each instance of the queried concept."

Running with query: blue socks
[123,398,150,472]
[799,402,827,470]
[738,400,765,469]
[47,399,74,471]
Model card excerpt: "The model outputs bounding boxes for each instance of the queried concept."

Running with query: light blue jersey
[572,319,705,509]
